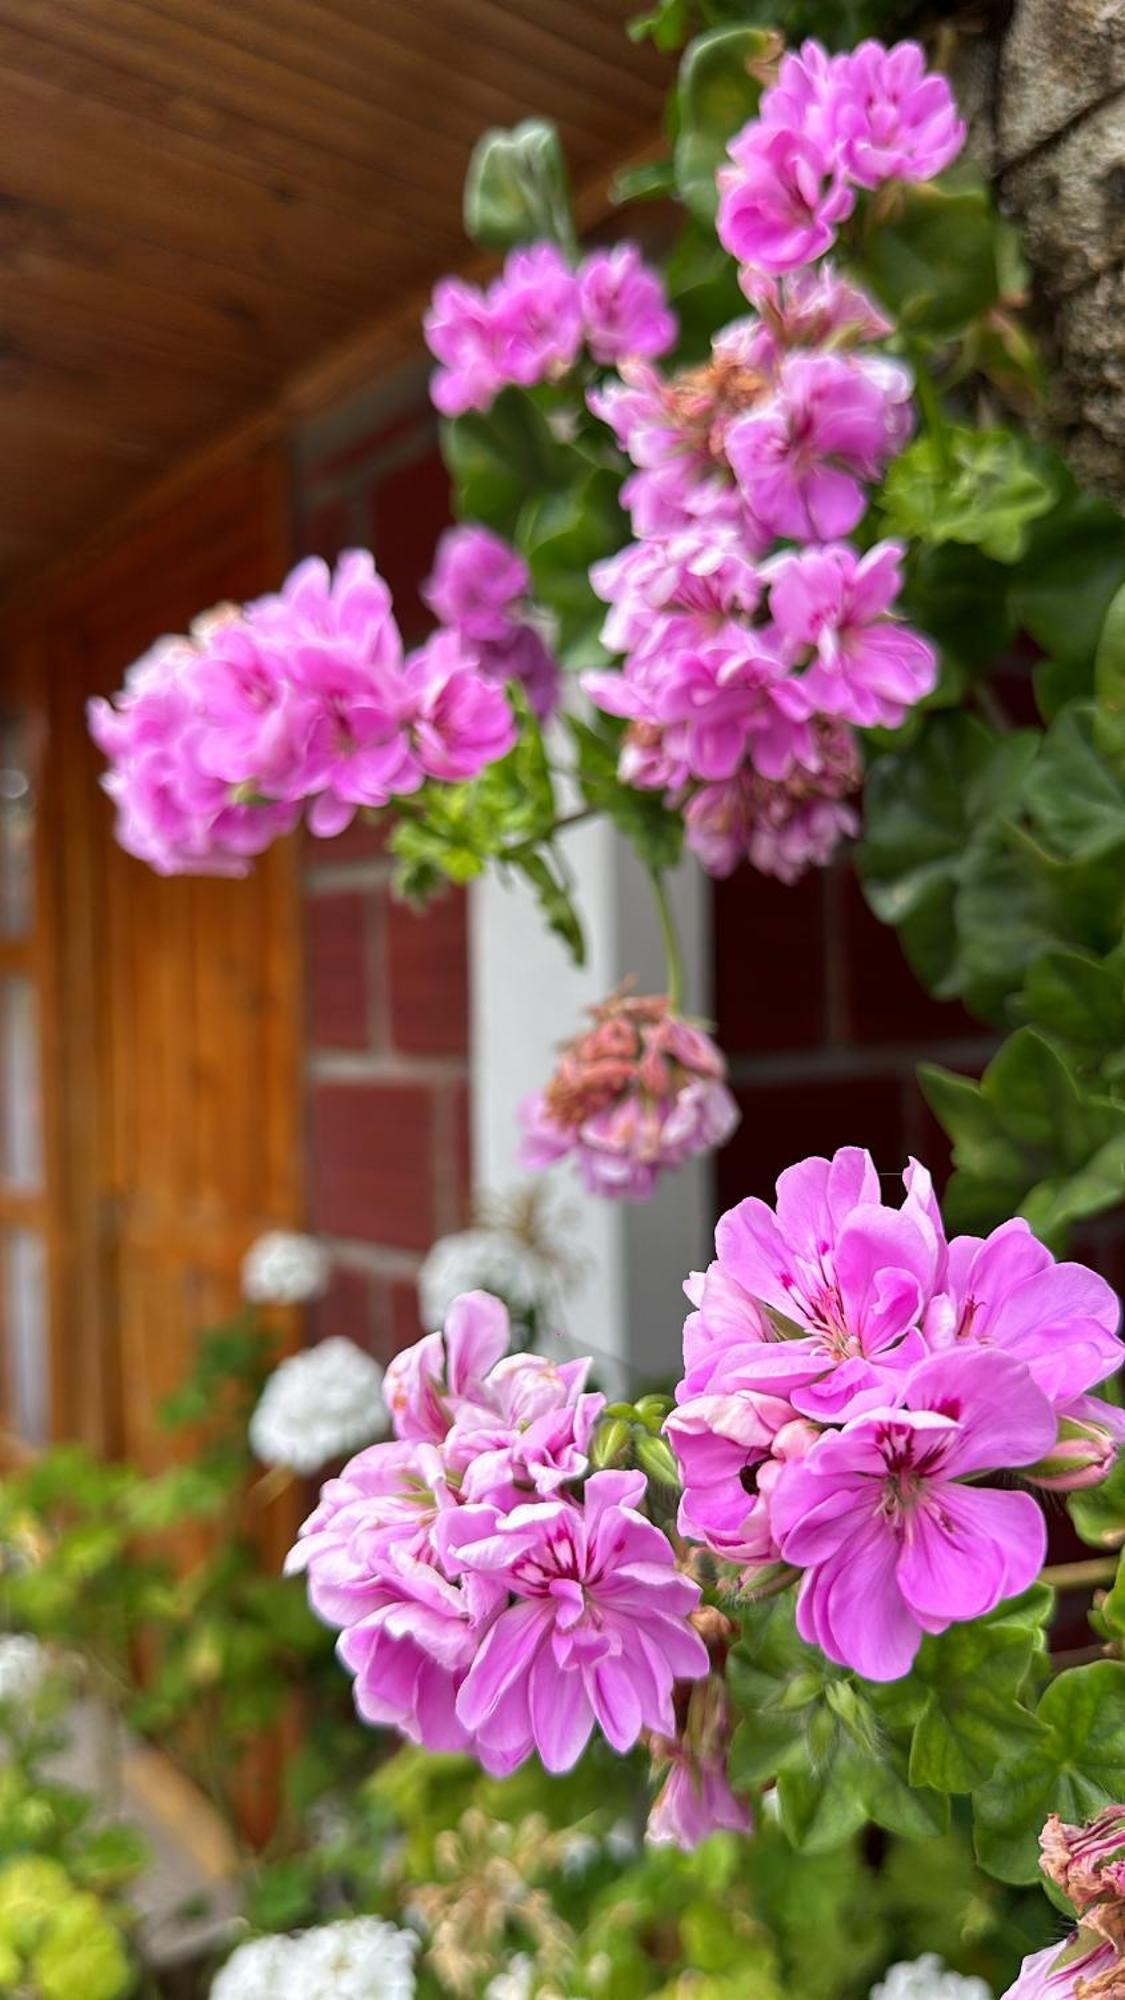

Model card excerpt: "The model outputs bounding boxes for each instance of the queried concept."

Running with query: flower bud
[1026,1418,1118,1493]
[590,1416,632,1470]
[633,1432,681,1492]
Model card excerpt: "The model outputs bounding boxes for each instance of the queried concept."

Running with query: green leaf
[514,850,586,965]
[906,1594,1052,1796]
[850,173,1001,338]
[901,544,1018,679]
[1021,1129,1125,1241]
[674,27,771,223]
[1013,491,1125,671]
[1070,1451,1125,1551]
[973,1663,1125,1883]
[463,118,573,250]
[568,715,684,873]
[443,389,572,541]
[519,466,627,660]
[921,1028,1125,1239]
[1023,703,1125,864]
[858,713,1038,998]
[881,429,1057,565]
[1095,579,1125,776]
[1019,948,1125,1058]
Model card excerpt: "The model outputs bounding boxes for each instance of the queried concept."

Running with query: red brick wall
[296,371,471,1361]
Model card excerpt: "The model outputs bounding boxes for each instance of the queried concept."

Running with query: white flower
[486,1959,536,2000]
[241,1231,331,1306]
[249,1338,387,1475]
[0,1634,48,1704]
[418,1227,550,1329]
[212,1919,417,2000]
[870,1957,992,2000]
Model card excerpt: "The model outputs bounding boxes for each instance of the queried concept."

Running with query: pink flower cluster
[88,552,518,873]
[580,39,961,884]
[667,1147,1123,1681]
[287,1290,708,1775]
[519,990,740,1200]
[425,241,676,417]
[717,39,966,275]
[423,525,562,721]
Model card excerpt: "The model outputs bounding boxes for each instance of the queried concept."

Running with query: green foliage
[673,27,771,223]
[880,429,1057,564]
[972,1665,1125,1883]
[852,174,1002,338]
[463,118,573,252]
[0,1857,133,2000]
[568,716,685,873]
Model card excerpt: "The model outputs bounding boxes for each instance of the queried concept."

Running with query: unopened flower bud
[591,1416,632,1470]
[1026,1418,1117,1493]
[634,1432,682,1492]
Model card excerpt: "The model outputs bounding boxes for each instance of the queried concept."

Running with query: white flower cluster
[486,1960,536,2000]
[249,1337,387,1475]
[418,1226,551,1329]
[0,1634,48,1705]
[211,1917,417,2000]
[241,1230,331,1306]
[870,1957,992,2000]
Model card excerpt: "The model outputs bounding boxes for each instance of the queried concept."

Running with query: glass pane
[0,714,34,939]
[3,1226,48,1444]
[1,975,42,1190]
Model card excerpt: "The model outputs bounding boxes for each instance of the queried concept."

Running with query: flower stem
[909,339,953,481]
[649,868,685,1011]
[1040,1556,1119,1592]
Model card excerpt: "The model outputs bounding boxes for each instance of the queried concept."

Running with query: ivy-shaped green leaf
[904,1591,1052,1796]
[972,1663,1125,1883]
[849,173,1001,338]
[881,429,1057,565]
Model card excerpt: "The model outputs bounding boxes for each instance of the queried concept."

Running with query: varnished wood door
[17,445,304,1464]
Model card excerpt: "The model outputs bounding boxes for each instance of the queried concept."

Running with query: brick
[309,1081,435,1249]
[309,1261,376,1352]
[369,446,451,643]
[389,1278,424,1355]
[305,891,371,1051]
[716,1071,907,1211]
[713,867,826,1055]
[302,816,387,865]
[838,869,980,1047]
[386,887,469,1057]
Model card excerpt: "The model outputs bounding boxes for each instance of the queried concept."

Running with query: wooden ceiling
[0,0,666,595]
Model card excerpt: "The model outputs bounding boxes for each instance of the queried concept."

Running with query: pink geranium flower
[440,1469,709,1773]
[683,721,861,883]
[727,351,914,542]
[922,1215,1122,1413]
[423,526,530,643]
[689,1148,942,1420]
[578,243,677,365]
[837,40,966,189]
[717,125,855,275]
[767,540,938,728]
[770,1348,1056,1680]
[403,629,517,782]
[647,1676,752,1850]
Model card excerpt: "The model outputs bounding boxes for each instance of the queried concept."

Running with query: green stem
[649,869,685,1011]
[1041,1556,1119,1592]
[909,340,953,480]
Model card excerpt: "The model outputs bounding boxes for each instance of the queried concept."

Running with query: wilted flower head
[1041,1809,1125,1953]
[520,991,740,1200]
[249,1338,387,1475]
[241,1230,330,1306]
[210,1917,417,2000]
[684,721,861,882]
[646,1661,752,1851]
[871,1957,992,2000]
[1000,1936,1122,2000]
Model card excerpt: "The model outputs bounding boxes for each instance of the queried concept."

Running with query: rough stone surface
[962,0,1125,501]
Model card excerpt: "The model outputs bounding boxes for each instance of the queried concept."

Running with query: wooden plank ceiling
[0,0,666,594]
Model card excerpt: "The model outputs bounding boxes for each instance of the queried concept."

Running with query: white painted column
[470,819,712,1393]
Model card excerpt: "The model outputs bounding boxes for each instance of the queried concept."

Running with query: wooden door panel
[32,442,303,1462]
